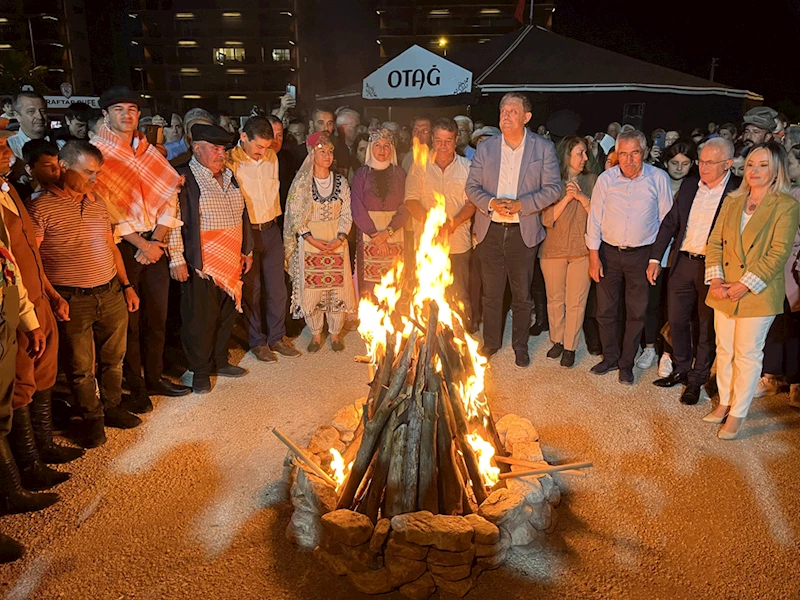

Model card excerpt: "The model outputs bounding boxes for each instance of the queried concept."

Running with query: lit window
[175,12,194,19]
[214,47,246,64]
[430,9,449,16]
[272,48,290,62]
[226,68,246,74]
[480,8,501,15]
[178,40,197,46]
[181,67,199,75]
[222,12,241,17]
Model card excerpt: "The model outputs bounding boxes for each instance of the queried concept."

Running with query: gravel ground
[1,320,799,600]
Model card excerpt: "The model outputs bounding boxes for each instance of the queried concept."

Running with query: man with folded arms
[226,116,300,362]
[167,124,254,394]
[29,141,142,448]
[92,87,190,414]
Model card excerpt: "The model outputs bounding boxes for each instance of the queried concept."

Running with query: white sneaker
[753,376,780,399]
[635,347,657,369]
[657,352,674,378]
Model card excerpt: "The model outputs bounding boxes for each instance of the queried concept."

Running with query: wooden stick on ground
[272,427,338,489]
[493,456,588,477]
[498,461,594,480]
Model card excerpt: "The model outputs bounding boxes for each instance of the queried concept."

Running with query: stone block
[427,546,475,567]
[386,533,429,560]
[478,489,528,530]
[545,506,559,534]
[475,535,510,557]
[391,511,474,552]
[529,500,553,532]
[295,469,337,514]
[399,572,436,600]
[287,508,320,550]
[477,547,508,570]
[547,482,561,508]
[508,521,537,546]
[341,541,375,573]
[369,518,391,553]
[431,570,479,597]
[348,568,394,595]
[511,440,544,463]
[321,509,374,547]
[506,475,545,506]
[428,562,472,581]
[463,514,500,545]
[313,546,349,576]
[331,404,360,435]
[309,425,345,454]
[385,555,428,587]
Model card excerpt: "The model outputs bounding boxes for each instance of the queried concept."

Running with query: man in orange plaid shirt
[92,87,191,413]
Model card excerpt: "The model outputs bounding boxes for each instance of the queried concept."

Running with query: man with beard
[741,107,777,147]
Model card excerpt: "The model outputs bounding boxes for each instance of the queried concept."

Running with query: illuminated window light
[175,12,194,19]
[229,95,247,100]
[280,11,292,16]
[48,68,64,72]
[0,44,12,49]
[222,12,241,17]
[430,9,449,16]
[141,94,152,98]
[48,42,63,47]
[128,13,138,18]
[225,40,243,46]
[183,95,201,99]
[131,40,138,45]
[178,40,197,46]
[478,38,490,43]
[42,15,58,21]
[438,37,448,47]
[0,18,9,23]
[226,68,246,74]
[180,67,199,74]
[480,8,501,15]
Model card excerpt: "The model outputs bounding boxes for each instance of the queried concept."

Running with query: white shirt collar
[698,170,731,193]
[501,133,526,153]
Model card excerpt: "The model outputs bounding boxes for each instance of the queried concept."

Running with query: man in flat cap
[92,86,190,413]
[741,106,777,147]
[166,124,254,394]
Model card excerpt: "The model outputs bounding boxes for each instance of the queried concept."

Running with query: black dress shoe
[103,406,142,429]
[619,368,634,385]
[653,372,688,388]
[528,321,548,337]
[546,343,564,359]
[193,374,212,394]
[122,390,153,414]
[586,345,603,356]
[81,418,107,449]
[7,407,71,491]
[0,531,24,563]
[147,378,192,397]
[514,348,531,368]
[680,384,702,405]
[216,363,247,378]
[590,359,618,375]
[560,350,576,368]
[0,438,59,516]
[479,346,498,359]
[29,389,84,464]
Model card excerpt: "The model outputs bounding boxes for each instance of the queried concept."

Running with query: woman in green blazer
[703,142,800,439]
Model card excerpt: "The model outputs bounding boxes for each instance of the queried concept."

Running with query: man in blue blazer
[465,93,561,367]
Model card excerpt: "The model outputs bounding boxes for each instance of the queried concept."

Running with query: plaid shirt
[167,157,245,268]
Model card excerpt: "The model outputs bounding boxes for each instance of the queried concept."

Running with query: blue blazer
[465,129,561,248]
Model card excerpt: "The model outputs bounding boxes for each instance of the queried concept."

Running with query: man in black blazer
[646,138,740,404]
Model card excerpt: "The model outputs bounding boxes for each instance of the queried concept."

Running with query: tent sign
[363,45,472,100]
[44,96,100,109]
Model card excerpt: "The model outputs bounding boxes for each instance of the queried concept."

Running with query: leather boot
[529,291,549,336]
[7,406,70,491]
[0,436,59,515]
[30,388,85,464]
[0,530,24,564]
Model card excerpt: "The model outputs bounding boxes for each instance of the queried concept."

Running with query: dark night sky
[551,0,800,116]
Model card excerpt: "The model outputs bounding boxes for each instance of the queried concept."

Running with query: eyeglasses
[698,159,729,168]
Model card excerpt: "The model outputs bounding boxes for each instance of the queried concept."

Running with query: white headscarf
[365,128,398,170]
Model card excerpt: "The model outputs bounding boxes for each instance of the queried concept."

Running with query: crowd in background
[0,87,799,562]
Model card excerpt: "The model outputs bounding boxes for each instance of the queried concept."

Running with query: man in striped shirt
[28,141,142,448]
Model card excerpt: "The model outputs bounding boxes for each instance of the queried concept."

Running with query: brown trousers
[14,295,58,408]
[540,255,591,352]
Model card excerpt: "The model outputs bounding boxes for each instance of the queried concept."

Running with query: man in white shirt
[466,93,561,366]
[7,92,60,160]
[226,116,300,362]
[647,138,739,404]
[405,117,476,330]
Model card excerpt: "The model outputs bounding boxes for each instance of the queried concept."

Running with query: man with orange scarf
[166,124,254,394]
[92,87,190,413]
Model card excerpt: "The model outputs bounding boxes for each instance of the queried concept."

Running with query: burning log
[402,344,426,514]
[384,423,408,519]
[361,410,398,522]
[418,390,438,513]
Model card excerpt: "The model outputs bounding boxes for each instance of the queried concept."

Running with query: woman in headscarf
[284,132,356,353]
[350,128,410,298]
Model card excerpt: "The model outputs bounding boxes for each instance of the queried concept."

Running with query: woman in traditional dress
[350,128,410,298]
[284,132,356,353]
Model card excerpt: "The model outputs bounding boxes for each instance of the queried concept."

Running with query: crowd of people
[1,86,799,563]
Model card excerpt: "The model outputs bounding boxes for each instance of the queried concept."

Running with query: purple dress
[351,165,410,295]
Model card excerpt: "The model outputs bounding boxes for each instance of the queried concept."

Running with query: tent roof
[447,25,762,101]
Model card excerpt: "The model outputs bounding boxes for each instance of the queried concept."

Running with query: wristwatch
[122,283,134,291]
[386,226,395,237]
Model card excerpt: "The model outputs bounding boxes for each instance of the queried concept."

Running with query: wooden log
[375,332,396,410]
[423,301,439,382]
[271,427,338,488]
[384,423,408,519]
[362,410,398,522]
[337,352,416,508]
[418,391,438,513]
[480,416,511,474]
[384,329,419,403]
[435,389,463,515]
[492,456,587,477]
[498,461,594,480]
[342,418,364,466]
[402,342,426,514]
[436,336,488,506]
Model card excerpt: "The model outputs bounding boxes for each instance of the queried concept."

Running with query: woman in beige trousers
[540,136,597,367]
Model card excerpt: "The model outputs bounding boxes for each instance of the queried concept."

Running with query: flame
[467,433,500,486]
[356,139,499,490]
[329,449,352,491]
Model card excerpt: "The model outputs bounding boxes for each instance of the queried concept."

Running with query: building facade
[128,0,300,115]
[376,0,555,63]
[0,0,93,94]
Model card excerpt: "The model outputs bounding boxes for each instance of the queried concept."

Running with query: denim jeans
[57,280,128,419]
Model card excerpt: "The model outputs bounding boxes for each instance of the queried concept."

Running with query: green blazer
[705,191,800,317]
